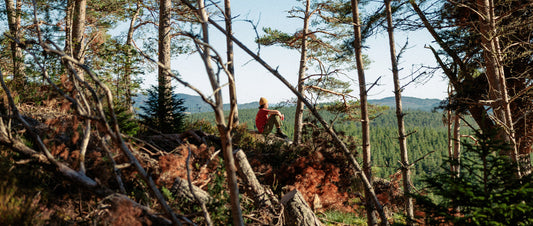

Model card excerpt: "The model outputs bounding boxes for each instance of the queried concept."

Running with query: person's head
[259,97,268,109]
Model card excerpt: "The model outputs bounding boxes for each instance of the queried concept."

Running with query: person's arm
[266,109,284,120]
[266,109,281,115]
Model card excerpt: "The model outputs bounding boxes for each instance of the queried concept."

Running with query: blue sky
[148,0,449,104]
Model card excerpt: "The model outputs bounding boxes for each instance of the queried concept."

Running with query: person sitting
[255,97,288,139]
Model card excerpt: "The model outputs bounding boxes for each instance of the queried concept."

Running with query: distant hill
[134,93,442,113]
[369,96,442,111]
[175,94,260,113]
[133,93,260,114]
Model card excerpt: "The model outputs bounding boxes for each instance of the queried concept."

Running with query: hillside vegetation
[189,103,458,185]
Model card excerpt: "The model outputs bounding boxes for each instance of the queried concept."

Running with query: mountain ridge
[134,93,442,113]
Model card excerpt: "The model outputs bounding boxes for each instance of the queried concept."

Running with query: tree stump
[281,189,323,226]
[170,177,212,204]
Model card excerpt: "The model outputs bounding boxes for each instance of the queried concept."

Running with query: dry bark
[234,149,278,210]
[170,177,212,204]
[281,189,322,226]
[4,0,26,87]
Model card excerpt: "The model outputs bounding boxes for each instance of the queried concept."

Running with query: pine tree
[415,130,533,225]
[139,85,187,134]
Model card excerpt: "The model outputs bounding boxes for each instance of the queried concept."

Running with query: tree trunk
[4,0,26,89]
[452,112,461,177]
[65,0,73,58]
[224,0,239,127]
[219,129,244,226]
[281,189,322,226]
[476,0,520,176]
[384,0,414,224]
[234,149,278,210]
[196,1,243,225]
[293,0,310,145]
[447,85,454,167]
[350,0,376,224]
[72,0,86,80]
[446,84,462,176]
[158,0,172,119]
[124,3,140,112]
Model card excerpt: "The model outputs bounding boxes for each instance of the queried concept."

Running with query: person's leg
[271,115,288,138]
[272,114,283,128]
[262,116,277,135]
[264,115,287,138]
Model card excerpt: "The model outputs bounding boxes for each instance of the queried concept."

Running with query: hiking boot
[275,130,288,139]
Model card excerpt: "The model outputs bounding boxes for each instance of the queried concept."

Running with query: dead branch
[307,85,357,99]
[185,142,213,226]
[99,193,175,225]
[99,136,127,194]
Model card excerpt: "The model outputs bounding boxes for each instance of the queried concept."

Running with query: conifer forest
[0,0,532,225]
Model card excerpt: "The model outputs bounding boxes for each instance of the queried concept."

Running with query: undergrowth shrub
[0,181,43,225]
[206,158,231,225]
[186,118,218,135]
[112,105,140,136]
[318,210,366,225]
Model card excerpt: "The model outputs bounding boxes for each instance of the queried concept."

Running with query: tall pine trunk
[124,3,140,112]
[65,0,73,61]
[224,0,239,127]
[72,0,86,80]
[4,0,25,89]
[196,1,243,225]
[293,0,310,145]
[158,0,172,123]
[476,0,520,176]
[384,0,414,223]
[350,0,376,224]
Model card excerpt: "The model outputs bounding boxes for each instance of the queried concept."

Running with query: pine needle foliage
[139,86,187,134]
[112,105,140,136]
[414,130,533,225]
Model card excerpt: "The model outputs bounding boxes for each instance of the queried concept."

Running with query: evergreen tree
[139,85,187,134]
[415,130,533,225]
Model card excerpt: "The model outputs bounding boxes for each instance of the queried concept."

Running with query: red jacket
[255,108,269,133]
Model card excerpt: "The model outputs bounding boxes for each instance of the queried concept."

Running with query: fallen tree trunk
[281,189,322,226]
[234,149,278,210]
[170,176,212,204]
